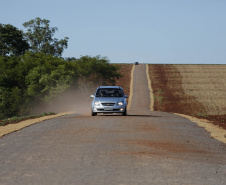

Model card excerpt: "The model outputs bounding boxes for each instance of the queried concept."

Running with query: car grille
[97,109,120,111]
[101,103,115,106]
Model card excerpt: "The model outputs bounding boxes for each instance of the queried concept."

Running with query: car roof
[98,86,122,89]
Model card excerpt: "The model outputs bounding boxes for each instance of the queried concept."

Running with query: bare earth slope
[0,64,226,185]
[149,64,226,130]
[175,65,226,115]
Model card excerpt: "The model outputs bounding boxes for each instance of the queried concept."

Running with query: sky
[1,0,226,64]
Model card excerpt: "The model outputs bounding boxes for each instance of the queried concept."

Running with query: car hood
[94,97,124,103]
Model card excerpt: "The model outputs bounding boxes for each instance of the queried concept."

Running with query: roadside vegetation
[149,64,226,130]
[0,112,56,126]
[0,17,121,121]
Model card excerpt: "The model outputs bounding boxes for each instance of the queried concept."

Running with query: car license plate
[104,107,113,111]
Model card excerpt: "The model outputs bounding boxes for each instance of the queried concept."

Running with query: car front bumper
[92,105,126,113]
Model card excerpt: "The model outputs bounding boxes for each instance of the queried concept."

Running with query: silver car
[90,86,128,116]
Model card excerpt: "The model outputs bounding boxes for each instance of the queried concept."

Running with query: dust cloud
[32,88,95,116]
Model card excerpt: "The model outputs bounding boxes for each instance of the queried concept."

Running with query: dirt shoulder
[0,112,74,138]
[175,113,226,144]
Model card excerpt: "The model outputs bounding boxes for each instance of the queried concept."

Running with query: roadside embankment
[0,112,74,138]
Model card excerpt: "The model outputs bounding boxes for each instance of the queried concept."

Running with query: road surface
[0,64,226,185]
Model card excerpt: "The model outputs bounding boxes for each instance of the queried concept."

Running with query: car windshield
[96,88,123,97]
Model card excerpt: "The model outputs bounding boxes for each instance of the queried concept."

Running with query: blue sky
[1,0,226,64]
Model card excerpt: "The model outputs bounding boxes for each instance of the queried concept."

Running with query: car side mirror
[124,95,128,98]
[90,95,95,98]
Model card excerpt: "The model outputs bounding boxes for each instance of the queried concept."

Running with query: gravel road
[0,64,226,185]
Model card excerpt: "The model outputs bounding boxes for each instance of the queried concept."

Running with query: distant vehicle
[135,62,139,65]
[90,86,128,116]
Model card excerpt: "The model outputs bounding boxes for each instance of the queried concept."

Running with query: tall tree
[0,24,29,56]
[23,17,69,57]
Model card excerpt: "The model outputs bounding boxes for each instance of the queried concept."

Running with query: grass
[153,90,168,105]
[0,112,56,126]
[196,113,208,117]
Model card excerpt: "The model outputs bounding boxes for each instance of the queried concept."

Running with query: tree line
[0,18,121,119]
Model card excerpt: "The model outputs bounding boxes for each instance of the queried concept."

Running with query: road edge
[146,64,154,111]
[127,65,135,110]
[175,113,226,144]
[0,112,74,138]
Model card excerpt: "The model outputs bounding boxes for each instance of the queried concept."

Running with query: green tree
[76,55,121,86]
[23,52,77,104]
[0,53,77,119]
[0,24,29,56]
[0,53,122,119]
[23,17,69,57]
[0,56,25,118]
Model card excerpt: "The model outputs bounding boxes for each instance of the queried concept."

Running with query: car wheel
[92,110,97,116]
[122,108,127,116]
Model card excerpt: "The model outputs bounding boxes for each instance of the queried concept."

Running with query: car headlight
[94,101,100,106]
[118,102,123,106]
